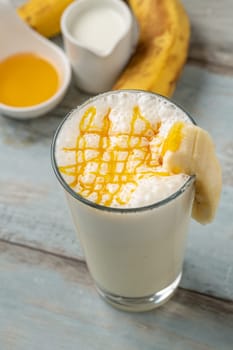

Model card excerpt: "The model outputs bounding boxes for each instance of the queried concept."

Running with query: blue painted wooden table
[0,0,233,349]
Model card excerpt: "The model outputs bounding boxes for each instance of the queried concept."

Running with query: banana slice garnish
[162,122,222,224]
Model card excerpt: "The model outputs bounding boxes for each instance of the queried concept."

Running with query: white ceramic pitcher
[61,0,139,94]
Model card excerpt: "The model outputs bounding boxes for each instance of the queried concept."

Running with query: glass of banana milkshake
[51,90,221,311]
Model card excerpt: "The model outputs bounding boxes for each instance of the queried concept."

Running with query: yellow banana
[17,0,74,38]
[162,122,222,224]
[113,0,190,97]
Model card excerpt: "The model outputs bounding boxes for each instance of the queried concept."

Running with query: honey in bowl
[0,52,59,108]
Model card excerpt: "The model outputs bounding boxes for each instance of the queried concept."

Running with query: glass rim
[51,89,196,213]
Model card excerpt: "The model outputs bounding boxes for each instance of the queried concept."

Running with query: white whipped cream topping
[55,91,191,207]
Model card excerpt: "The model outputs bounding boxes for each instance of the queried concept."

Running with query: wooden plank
[1,63,233,302]
[1,241,233,350]
[173,64,233,301]
[0,84,88,259]
[183,0,233,67]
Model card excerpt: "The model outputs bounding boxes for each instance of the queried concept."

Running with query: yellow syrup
[0,52,59,107]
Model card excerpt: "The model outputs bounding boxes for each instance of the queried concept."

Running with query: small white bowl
[0,1,71,119]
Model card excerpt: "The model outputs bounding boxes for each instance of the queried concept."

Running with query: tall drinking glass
[51,90,195,312]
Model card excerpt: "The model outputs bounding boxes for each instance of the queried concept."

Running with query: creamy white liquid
[70,6,126,53]
[55,91,194,300]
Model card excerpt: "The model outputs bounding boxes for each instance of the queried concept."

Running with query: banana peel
[17,0,74,38]
[113,0,190,97]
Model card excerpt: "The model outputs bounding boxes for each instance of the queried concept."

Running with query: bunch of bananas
[18,0,190,97]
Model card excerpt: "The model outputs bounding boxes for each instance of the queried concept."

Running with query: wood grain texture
[173,64,233,301]
[1,64,233,301]
[182,0,233,67]
[1,241,233,350]
[0,83,88,259]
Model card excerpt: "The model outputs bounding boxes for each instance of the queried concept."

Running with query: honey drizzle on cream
[59,106,170,206]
